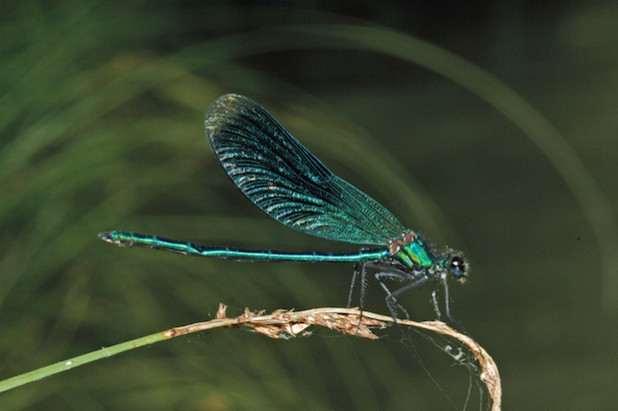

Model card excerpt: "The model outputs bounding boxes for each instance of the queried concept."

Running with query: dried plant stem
[172,305,501,410]
[0,304,500,410]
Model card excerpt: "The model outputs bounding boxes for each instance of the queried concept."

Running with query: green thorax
[391,231,438,269]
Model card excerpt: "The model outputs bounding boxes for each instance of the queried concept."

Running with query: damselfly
[99,94,468,322]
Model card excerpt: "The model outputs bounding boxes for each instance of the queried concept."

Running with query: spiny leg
[368,263,420,322]
[347,262,370,335]
[440,274,468,333]
[375,271,410,320]
[347,263,360,308]
[431,278,442,319]
[347,262,369,311]
[358,262,368,312]
[380,273,432,322]
[441,274,452,321]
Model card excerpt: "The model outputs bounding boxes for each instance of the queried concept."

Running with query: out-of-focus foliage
[1,1,616,409]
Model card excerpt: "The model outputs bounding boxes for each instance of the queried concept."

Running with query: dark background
[1,1,616,409]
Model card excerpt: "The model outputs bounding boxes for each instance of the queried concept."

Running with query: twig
[0,304,501,410]
[169,305,501,410]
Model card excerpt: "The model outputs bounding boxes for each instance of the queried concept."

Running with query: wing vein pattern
[205,94,404,245]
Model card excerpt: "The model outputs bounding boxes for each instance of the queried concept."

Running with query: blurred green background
[1,1,616,409]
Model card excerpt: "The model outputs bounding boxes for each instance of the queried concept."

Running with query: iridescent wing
[205,94,405,245]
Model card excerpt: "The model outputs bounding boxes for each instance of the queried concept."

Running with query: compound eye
[449,255,467,278]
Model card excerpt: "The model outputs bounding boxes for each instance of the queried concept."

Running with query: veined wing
[205,94,404,245]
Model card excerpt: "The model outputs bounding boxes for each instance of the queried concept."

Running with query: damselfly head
[446,252,468,283]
